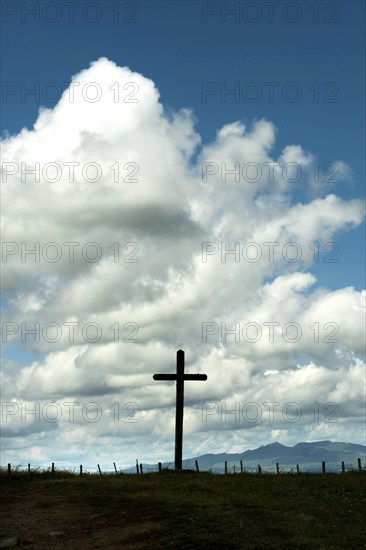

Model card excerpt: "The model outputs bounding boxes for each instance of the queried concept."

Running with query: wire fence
[1,457,364,477]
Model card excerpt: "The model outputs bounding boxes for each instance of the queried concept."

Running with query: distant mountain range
[122,441,366,474]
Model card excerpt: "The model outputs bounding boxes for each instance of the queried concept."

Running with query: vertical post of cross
[175,350,184,471]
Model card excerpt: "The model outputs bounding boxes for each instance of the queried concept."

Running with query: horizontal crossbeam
[153,374,207,381]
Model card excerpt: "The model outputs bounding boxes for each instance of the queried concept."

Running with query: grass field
[1,469,365,549]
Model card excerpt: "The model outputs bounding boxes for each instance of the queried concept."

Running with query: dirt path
[0,484,165,549]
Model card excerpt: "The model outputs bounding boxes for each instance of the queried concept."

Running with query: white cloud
[1,58,365,468]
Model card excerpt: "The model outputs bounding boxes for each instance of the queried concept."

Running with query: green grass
[1,468,366,549]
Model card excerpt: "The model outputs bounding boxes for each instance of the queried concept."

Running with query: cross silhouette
[153,349,207,470]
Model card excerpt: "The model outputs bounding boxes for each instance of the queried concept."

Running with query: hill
[1,469,366,548]
[123,440,366,473]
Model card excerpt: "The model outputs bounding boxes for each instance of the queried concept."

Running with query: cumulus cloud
[1,58,365,468]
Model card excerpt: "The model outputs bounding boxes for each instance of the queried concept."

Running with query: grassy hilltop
[1,469,366,548]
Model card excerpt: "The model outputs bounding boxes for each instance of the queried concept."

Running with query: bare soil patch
[0,483,164,549]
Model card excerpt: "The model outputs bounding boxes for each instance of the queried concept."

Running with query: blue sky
[1,1,365,467]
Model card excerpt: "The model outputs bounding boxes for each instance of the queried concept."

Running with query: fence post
[139,463,143,474]
[80,465,83,476]
[7,463,11,477]
[322,461,325,474]
[358,458,362,471]
[195,460,199,472]
[136,460,139,474]
[341,461,345,474]
[257,464,262,475]
[296,464,300,474]
[113,462,118,474]
[240,460,243,473]
[224,461,228,474]
[276,462,279,475]
[51,462,55,476]
[97,464,102,475]
[28,463,31,478]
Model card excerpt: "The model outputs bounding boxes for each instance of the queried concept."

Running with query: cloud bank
[1,58,365,469]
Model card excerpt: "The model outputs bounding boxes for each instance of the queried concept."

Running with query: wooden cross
[153,349,207,470]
